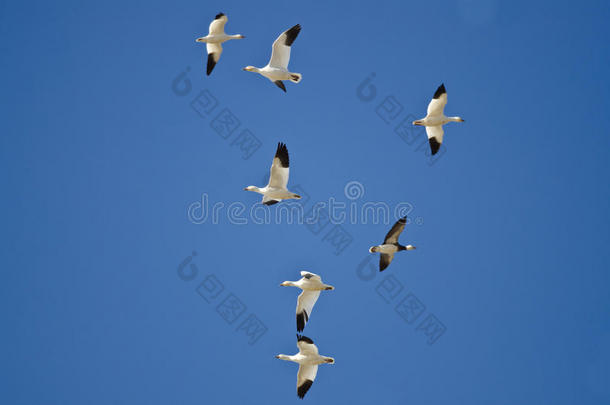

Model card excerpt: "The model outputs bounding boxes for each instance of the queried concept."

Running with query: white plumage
[242,24,302,92]
[413,83,465,155]
[195,13,245,76]
[276,335,335,399]
[280,271,335,332]
[244,142,302,205]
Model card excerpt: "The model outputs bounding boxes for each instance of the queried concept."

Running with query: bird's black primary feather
[275,142,290,167]
[297,334,314,344]
[433,83,446,99]
[274,80,287,92]
[284,24,301,46]
[429,137,441,155]
[297,379,313,399]
[206,53,217,76]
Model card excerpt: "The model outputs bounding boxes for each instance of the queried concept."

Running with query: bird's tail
[369,246,379,253]
[289,73,302,83]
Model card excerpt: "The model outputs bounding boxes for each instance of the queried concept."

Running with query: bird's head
[244,186,257,191]
[195,37,206,43]
[242,66,257,72]
[324,357,335,364]
[412,119,424,126]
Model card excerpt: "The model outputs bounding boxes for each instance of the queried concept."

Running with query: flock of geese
[196,12,465,399]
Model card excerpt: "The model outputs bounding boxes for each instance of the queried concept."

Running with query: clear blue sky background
[1,0,609,404]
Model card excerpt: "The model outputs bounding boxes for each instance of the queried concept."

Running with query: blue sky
[1,0,609,404]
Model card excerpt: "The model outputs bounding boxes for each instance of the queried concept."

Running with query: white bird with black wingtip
[276,335,335,399]
[280,271,334,332]
[369,216,416,271]
[413,83,465,155]
[244,142,301,205]
[242,24,302,92]
[195,13,245,76]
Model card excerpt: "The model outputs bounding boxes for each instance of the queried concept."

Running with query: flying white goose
[413,84,464,155]
[242,24,302,92]
[280,271,334,332]
[195,13,245,76]
[276,335,335,399]
[369,216,416,271]
[244,142,301,205]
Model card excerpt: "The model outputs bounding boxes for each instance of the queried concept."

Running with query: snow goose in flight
[276,335,335,399]
[369,216,416,271]
[195,13,245,76]
[280,271,334,332]
[242,24,302,92]
[413,84,464,155]
[244,142,301,205]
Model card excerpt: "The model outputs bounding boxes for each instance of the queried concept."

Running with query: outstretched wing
[269,24,301,68]
[383,217,407,244]
[296,364,318,399]
[268,142,290,189]
[427,83,447,117]
[379,253,395,271]
[296,290,320,332]
[208,13,227,35]
[206,43,223,76]
[425,125,444,155]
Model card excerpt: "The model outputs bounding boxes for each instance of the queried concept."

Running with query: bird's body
[246,66,301,82]
[281,271,334,332]
[373,244,402,254]
[276,335,335,399]
[369,217,416,271]
[413,84,464,155]
[244,142,301,205]
[243,24,302,92]
[195,13,245,75]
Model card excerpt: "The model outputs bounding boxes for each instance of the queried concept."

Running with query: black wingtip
[275,142,289,168]
[398,216,407,223]
[284,24,301,46]
[263,200,279,206]
[214,12,225,20]
[297,334,314,344]
[206,53,216,76]
[296,312,306,332]
[429,137,441,155]
[433,83,446,99]
[274,80,287,92]
[297,379,313,399]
